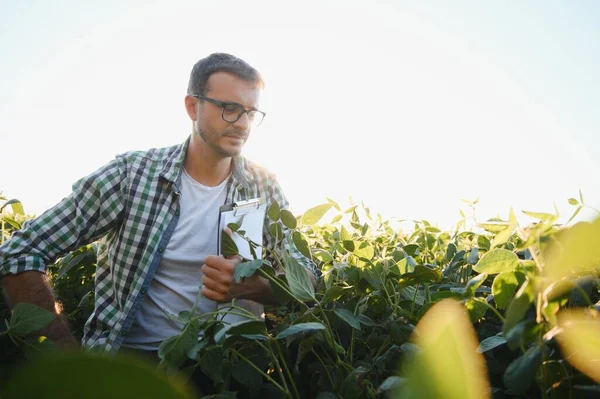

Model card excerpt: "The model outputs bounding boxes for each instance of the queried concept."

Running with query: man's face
[187,72,261,158]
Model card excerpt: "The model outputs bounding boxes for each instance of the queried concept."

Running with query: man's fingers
[201,286,229,303]
[201,265,231,285]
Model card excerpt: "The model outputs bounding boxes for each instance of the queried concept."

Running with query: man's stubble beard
[198,128,242,158]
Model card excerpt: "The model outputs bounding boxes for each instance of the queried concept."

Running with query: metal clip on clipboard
[233,198,263,216]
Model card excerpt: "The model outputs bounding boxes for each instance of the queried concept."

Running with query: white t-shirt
[122,169,229,350]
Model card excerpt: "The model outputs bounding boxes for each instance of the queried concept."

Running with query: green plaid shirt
[0,137,317,353]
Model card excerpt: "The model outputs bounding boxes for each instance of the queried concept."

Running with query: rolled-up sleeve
[0,157,127,277]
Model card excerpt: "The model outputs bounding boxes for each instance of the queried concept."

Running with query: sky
[1,0,599,230]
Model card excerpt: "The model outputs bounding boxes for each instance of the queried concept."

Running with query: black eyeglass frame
[191,94,266,126]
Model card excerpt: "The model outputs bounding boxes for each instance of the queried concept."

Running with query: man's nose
[233,112,250,130]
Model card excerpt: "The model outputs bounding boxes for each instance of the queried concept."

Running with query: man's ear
[184,95,198,121]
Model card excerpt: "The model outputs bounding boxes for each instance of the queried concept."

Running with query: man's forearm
[2,271,78,349]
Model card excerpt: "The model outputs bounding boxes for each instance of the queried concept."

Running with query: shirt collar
[159,135,253,191]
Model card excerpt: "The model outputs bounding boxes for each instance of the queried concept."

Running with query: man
[0,53,318,355]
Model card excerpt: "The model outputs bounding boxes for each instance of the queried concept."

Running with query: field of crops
[1,193,599,398]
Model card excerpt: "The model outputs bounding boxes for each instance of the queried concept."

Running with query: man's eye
[223,104,241,114]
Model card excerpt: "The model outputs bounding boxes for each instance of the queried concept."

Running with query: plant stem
[311,348,336,390]
[273,339,301,399]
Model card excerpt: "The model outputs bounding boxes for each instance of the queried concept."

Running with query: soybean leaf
[301,203,333,226]
[0,199,24,215]
[378,376,404,394]
[522,210,558,223]
[280,209,297,229]
[268,222,283,242]
[291,231,312,259]
[358,314,376,327]
[543,218,600,286]
[477,334,507,353]
[465,298,488,323]
[399,265,442,287]
[234,260,264,283]
[199,346,227,384]
[568,198,579,206]
[398,299,490,399]
[276,322,326,340]
[474,249,519,275]
[333,308,361,330]
[467,248,479,265]
[354,242,374,261]
[267,201,280,221]
[556,310,600,383]
[214,320,266,344]
[492,271,520,309]
[503,346,543,395]
[7,303,55,336]
[283,252,315,302]
[313,249,333,263]
[221,230,239,257]
[463,273,489,298]
[503,279,535,335]
[2,352,195,399]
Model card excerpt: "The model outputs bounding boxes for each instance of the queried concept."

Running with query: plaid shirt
[0,137,317,352]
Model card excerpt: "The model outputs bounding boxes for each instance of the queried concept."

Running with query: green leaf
[477,334,507,353]
[399,299,490,399]
[199,346,228,383]
[568,198,579,206]
[467,247,479,265]
[275,322,326,339]
[2,352,195,398]
[268,222,283,242]
[398,265,442,287]
[234,259,264,282]
[479,222,510,234]
[354,242,374,260]
[301,203,333,226]
[7,303,55,336]
[333,308,361,330]
[313,249,333,263]
[221,230,239,258]
[503,346,543,395]
[464,298,488,322]
[214,320,266,344]
[522,210,558,222]
[492,271,520,309]
[556,310,600,382]
[283,252,315,302]
[474,249,519,275]
[322,286,350,304]
[280,209,297,229]
[358,314,376,327]
[291,231,311,259]
[267,201,280,221]
[0,199,24,215]
[503,279,535,335]
[463,273,488,298]
[378,376,404,394]
[543,218,600,285]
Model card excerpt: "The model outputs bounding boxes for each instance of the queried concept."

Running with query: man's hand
[201,255,278,305]
[1,271,79,350]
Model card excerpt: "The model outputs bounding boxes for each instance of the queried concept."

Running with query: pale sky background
[1,0,599,230]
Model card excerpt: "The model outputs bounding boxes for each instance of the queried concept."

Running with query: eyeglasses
[191,94,266,126]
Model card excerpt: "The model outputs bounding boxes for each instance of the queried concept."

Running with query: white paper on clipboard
[217,198,267,260]
[216,198,267,325]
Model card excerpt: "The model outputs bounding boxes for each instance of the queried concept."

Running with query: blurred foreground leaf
[398,299,490,399]
[556,309,600,383]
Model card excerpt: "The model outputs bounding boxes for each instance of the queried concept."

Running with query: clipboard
[217,198,267,260]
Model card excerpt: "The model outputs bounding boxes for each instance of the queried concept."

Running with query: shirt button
[119,330,127,336]
[140,288,147,295]
[158,248,165,253]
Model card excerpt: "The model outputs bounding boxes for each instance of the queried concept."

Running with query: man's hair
[187,53,264,96]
